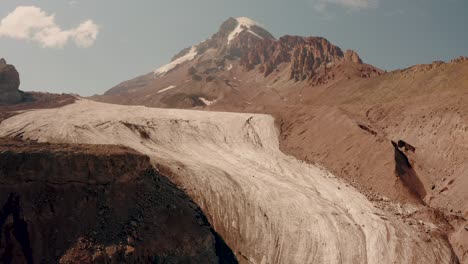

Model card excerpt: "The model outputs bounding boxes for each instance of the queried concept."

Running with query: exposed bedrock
[0,138,235,263]
[392,140,427,200]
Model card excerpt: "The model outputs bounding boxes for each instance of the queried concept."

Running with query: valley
[0,100,458,263]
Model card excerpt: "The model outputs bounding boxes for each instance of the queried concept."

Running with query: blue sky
[0,0,467,96]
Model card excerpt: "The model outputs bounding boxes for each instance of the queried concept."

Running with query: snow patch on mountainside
[154,46,197,76]
[199,97,216,106]
[227,17,263,44]
[157,85,176,94]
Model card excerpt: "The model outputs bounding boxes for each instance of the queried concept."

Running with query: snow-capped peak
[154,46,198,76]
[236,17,260,27]
[227,17,264,44]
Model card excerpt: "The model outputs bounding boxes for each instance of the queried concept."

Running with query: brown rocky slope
[0,138,237,263]
[210,58,468,263]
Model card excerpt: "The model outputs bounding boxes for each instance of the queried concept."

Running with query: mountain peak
[153,17,275,77]
[227,17,268,44]
[149,17,374,81]
[105,16,382,105]
[215,17,275,45]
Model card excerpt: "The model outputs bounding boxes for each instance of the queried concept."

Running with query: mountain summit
[101,17,381,107]
[153,17,275,77]
[227,17,273,43]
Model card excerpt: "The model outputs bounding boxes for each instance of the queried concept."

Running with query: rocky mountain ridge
[102,17,381,103]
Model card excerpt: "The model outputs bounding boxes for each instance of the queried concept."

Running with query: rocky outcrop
[391,140,426,200]
[0,138,236,263]
[240,36,372,82]
[288,37,348,81]
[344,50,363,64]
[450,56,468,64]
[0,59,22,105]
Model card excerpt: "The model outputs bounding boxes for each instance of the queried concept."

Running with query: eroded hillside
[0,138,235,263]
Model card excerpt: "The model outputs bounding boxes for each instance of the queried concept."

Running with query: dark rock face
[0,138,237,263]
[241,36,366,81]
[190,19,372,83]
[391,140,426,201]
[289,37,346,81]
[0,59,22,105]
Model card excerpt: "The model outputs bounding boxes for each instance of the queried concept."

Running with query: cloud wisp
[0,6,98,48]
[313,0,379,12]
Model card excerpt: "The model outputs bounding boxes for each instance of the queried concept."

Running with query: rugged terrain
[0,99,459,264]
[0,137,236,263]
[94,17,468,263]
[0,16,466,263]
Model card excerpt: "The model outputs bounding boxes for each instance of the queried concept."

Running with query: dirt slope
[203,59,468,263]
[261,59,468,263]
[0,100,459,264]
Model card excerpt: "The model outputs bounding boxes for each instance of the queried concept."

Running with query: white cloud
[314,0,379,11]
[0,6,98,48]
[73,20,99,48]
